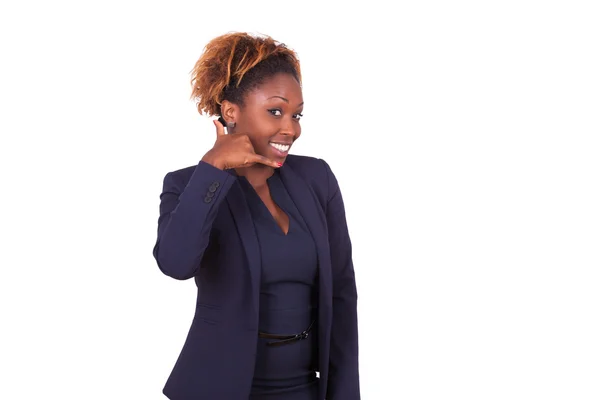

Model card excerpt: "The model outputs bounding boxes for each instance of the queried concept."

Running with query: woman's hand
[201,120,281,170]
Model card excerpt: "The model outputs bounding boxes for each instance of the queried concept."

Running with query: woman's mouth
[269,142,291,156]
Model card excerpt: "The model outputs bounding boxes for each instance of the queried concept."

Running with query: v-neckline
[261,200,290,236]
[235,171,290,236]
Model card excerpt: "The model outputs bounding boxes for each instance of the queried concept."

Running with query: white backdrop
[1,1,599,399]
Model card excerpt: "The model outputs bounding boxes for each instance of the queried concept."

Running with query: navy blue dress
[235,169,319,400]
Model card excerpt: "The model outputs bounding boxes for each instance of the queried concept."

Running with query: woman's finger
[213,119,225,137]
[250,153,281,169]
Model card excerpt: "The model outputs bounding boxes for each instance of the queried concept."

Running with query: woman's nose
[280,118,298,136]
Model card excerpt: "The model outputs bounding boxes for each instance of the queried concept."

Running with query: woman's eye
[268,109,303,120]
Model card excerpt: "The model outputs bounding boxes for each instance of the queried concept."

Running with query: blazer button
[204,196,212,203]
[209,185,217,193]
[206,191,215,198]
[212,181,220,188]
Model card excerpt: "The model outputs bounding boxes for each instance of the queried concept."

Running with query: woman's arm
[152,161,236,280]
[322,160,361,400]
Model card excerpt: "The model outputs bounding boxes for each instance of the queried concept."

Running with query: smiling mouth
[269,142,291,153]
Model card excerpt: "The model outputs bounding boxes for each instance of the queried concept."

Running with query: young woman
[153,32,360,400]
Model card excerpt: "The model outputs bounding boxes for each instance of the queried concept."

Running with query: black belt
[258,320,315,347]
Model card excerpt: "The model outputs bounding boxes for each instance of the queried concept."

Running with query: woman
[152,32,360,400]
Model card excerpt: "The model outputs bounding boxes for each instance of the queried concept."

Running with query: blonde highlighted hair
[190,32,302,117]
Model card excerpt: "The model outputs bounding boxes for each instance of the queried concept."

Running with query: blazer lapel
[279,163,333,374]
[225,180,262,318]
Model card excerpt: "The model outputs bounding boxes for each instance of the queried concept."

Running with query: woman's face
[232,73,304,163]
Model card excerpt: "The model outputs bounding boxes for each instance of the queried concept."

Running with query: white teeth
[270,143,290,152]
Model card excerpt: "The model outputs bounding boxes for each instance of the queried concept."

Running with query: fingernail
[277,162,283,167]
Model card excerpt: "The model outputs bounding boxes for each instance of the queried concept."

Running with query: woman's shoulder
[285,155,339,204]
[285,154,334,178]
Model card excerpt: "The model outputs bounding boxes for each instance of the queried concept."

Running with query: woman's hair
[190,32,302,117]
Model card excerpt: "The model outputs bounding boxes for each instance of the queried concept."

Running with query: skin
[201,72,304,235]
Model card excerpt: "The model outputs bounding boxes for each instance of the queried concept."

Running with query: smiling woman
[152,32,360,400]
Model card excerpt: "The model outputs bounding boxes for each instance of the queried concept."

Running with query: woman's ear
[220,100,238,127]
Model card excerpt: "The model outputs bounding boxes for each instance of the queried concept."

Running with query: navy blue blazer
[153,154,360,399]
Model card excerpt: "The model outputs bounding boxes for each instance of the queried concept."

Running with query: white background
[1,0,599,399]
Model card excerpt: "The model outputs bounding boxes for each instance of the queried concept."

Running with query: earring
[227,121,236,130]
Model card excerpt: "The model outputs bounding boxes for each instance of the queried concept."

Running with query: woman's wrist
[201,152,225,170]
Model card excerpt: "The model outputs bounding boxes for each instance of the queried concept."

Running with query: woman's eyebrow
[267,96,304,106]
[268,95,289,103]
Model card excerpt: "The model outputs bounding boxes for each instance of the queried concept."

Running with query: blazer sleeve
[152,161,236,280]
[322,160,361,399]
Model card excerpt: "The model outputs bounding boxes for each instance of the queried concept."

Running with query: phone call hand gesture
[201,120,281,170]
